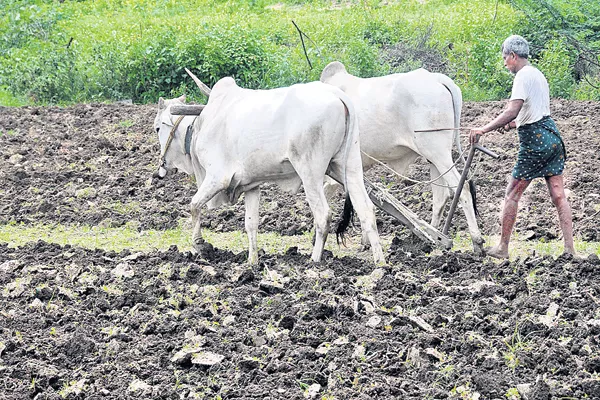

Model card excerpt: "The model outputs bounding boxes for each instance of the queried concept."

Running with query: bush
[510,0,600,99]
[2,0,598,104]
[117,24,280,103]
[536,38,576,98]
[120,33,181,103]
[2,43,84,103]
[573,77,600,101]
[0,2,62,56]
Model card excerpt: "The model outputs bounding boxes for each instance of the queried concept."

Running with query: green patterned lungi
[512,116,566,180]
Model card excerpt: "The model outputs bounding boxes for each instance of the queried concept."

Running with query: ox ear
[177,94,186,103]
[320,61,347,83]
[158,97,165,109]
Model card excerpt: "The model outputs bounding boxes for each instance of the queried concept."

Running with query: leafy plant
[509,0,600,99]
[536,38,576,98]
[1,1,599,103]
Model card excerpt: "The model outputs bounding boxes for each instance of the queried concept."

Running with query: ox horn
[185,68,212,97]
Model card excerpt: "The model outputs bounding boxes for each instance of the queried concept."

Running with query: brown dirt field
[0,99,598,241]
[0,100,599,399]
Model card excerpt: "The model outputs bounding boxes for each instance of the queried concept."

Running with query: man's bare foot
[562,250,581,260]
[485,246,509,259]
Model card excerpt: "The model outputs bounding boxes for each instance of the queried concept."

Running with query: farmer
[469,34,575,259]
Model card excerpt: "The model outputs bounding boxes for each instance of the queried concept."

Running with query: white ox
[320,62,484,254]
[153,74,385,264]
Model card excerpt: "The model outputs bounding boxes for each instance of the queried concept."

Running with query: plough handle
[441,141,499,235]
[442,144,477,236]
[474,144,499,159]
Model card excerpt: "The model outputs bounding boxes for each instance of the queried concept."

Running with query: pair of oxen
[153,62,483,265]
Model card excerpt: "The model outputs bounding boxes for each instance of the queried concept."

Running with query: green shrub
[120,33,181,103]
[2,0,598,104]
[116,24,280,103]
[573,75,600,101]
[536,38,576,98]
[510,0,600,99]
[0,86,27,106]
[2,42,84,103]
[86,42,130,101]
[0,2,62,56]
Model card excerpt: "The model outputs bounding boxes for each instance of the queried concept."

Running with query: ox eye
[155,127,160,133]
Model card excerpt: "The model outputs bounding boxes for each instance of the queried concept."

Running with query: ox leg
[244,188,260,265]
[329,163,385,265]
[434,163,484,254]
[303,183,332,263]
[429,164,451,228]
[292,163,332,262]
[190,179,225,255]
[382,153,421,244]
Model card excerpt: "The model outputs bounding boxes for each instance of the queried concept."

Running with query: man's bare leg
[545,174,576,256]
[487,177,531,259]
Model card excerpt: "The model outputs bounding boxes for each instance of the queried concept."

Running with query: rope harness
[159,115,185,171]
[360,144,476,193]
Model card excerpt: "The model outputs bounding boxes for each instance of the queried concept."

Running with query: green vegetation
[0,222,598,258]
[0,86,27,106]
[0,221,320,256]
[453,232,600,258]
[1,0,599,105]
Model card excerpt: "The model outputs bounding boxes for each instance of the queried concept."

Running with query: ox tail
[434,73,464,163]
[469,179,479,217]
[336,193,355,245]
[435,74,479,217]
[330,88,359,246]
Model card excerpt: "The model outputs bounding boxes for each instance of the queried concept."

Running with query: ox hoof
[374,257,387,266]
[473,246,485,256]
[193,240,215,258]
[472,239,486,256]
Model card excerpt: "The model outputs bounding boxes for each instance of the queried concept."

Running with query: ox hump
[320,61,347,83]
[213,77,237,91]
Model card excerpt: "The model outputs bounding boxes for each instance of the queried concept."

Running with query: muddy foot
[561,251,582,260]
[485,246,509,259]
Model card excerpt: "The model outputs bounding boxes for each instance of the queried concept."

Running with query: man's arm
[470,99,523,143]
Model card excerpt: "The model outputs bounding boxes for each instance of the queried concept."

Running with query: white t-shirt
[510,65,551,127]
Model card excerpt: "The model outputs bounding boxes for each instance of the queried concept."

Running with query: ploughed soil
[1,100,600,399]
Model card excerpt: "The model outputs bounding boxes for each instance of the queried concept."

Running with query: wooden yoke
[170,104,205,115]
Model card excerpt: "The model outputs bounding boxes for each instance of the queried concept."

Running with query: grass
[0,87,28,107]
[1,222,598,259]
[0,221,381,259]
[452,231,600,259]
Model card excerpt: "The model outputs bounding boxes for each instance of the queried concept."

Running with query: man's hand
[469,128,484,145]
[497,123,512,133]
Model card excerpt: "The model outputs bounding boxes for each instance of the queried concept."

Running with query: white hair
[502,35,530,58]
